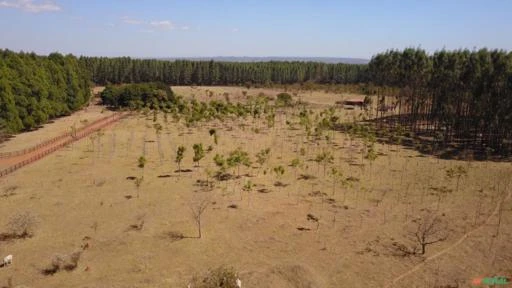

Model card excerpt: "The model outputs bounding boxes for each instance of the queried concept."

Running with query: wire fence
[0,114,122,158]
[0,113,128,178]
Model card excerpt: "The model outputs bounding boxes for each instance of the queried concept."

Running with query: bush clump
[42,251,82,275]
[276,93,293,107]
[0,212,38,241]
[189,266,239,288]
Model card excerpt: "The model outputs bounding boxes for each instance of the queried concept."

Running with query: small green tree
[213,154,227,172]
[227,148,252,177]
[243,180,254,204]
[365,143,378,182]
[329,167,347,196]
[255,148,271,174]
[243,180,254,191]
[138,156,147,169]
[290,158,302,179]
[176,146,186,172]
[273,165,286,194]
[154,123,164,163]
[445,165,468,193]
[209,129,219,145]
[266,112,275,128]
[315,150,334,176]
[276,92,293,107]
[273,165,285,178]
[193,143,205,167]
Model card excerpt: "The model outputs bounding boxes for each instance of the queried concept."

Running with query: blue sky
[0,0,511,59]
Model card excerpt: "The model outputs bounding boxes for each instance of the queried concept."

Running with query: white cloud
[121,16,144,25]
[0,0,61,13]
[140,29,155,34]
[149,20,174,30]
[231,28,239,33]
[120,17,188,32]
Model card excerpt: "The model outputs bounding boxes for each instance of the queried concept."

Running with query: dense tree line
[0,49,90,133]
[101,82,175,110]
[2,48,512,157]
[368,48,512,155]
[80,57,368,86]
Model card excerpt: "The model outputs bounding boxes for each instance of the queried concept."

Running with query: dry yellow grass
[0,102,113,153]
[0,87,510,288]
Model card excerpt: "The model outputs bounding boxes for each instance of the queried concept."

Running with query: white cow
[3,255,12,266]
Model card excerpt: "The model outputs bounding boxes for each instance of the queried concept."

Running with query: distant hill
[155,56,369,64]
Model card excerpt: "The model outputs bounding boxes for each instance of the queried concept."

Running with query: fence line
[0,113,128,178]
[0,114,120,158]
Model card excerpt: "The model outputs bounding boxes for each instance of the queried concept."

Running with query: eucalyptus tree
[154,123,164,163]
[368,48,512,156]
[445,165,468,193]
[209,128,219,145]
[329,167,347,197]
[175,146,186,173]
[365,140,378,183]
[213,154,227,176]
[138,156,147,169]
[266,112,275,129]
[192,143,205,167]
[273,165,286,194]
[135,155,146,198]
[255,148,271,174]
[243,180,254,204]
[315,150,334,176]
[226,148,252,177]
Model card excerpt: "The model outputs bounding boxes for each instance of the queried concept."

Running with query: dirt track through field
[0,113,127,177]
[384,184,512,287]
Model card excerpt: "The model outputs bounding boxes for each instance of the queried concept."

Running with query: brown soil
[0,87,510,288]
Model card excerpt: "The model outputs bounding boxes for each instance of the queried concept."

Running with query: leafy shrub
[276,93,293,107]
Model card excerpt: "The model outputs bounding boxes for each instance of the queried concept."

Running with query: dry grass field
[0,86,510,288]
[0,99,113,154]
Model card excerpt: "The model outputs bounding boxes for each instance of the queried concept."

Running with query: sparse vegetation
[176,145,186,172]
[1,61,511,288]
[189,197,210,239]
[192,143,205,167]
[42,251,82,275]
[1,212,38,240]
[188,266,240,288]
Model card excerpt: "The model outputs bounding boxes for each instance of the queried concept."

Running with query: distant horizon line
[143,56,371,64]
[0,48,372,63]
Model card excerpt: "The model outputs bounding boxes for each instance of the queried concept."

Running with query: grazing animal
[3,255,12,266]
